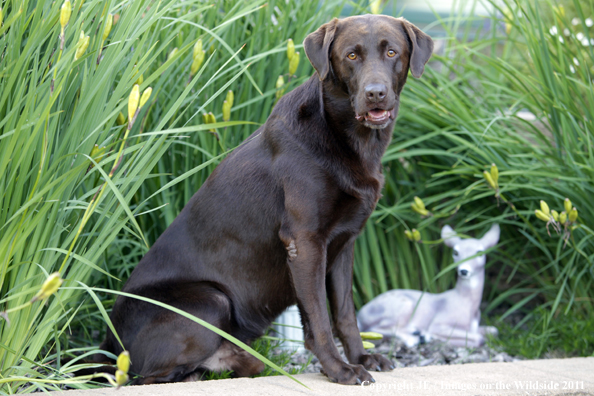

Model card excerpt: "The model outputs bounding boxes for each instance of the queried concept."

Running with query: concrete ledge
[51,357,594,396]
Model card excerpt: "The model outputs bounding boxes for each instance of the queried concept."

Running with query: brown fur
[98,14,433,385]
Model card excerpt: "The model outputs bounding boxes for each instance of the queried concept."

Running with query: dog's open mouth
[355,108,396,126]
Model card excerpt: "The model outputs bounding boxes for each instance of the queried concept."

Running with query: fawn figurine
[357,224,500,347]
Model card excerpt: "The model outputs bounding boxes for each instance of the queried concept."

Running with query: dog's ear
[401,19,434,78]
[304,18,338,81]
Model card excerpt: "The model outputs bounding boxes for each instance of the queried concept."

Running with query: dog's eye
[347,52,357,60]
[387,50,397,58]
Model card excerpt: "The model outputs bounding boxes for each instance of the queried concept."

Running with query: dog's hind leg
[126,284,260,384]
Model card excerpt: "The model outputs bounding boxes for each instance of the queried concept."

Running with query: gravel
[277,338,521,374]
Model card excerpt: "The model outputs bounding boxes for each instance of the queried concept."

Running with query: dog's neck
[318,76,394,174]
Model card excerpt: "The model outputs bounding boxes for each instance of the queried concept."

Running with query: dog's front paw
[358,353,394,372]
[323,363,375,385]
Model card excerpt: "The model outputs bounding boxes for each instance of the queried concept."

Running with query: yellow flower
[225,90,234,109]
[370,0,381,14]
[60,0,72,31]
[275,75,285,100]
[535,209,550,222]
[139,87,152,108]
[102,14,113,41]
[483,171,497,190]
[222,100,231,122]
[569,208,578,222]
[128,84,140,121]
[559,211,567,225]
[564,198,572,213]
[116,112,126,126]
[360,332,383,340]
[289,51,300,75]
[116,351,130,373]
[287,38,295,61]
[362,340,375,349]
[115,369,128,388]
[540,200,550,216]
[490,163,498,184]
[74,31,90,60]
[31,272,63,302]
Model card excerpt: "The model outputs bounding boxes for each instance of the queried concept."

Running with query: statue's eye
[347,52,357,60]
[387,49,397,57]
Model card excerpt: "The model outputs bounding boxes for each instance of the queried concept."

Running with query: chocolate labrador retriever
[99,14,433,385]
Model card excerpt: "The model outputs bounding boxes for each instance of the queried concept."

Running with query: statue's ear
[441,225,461,247]
[480,223,500,249]
[400,18,434,78]
[303,18,338,81]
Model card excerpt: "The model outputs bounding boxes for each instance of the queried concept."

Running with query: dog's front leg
[280,229,376,385]
[327,240,394,372]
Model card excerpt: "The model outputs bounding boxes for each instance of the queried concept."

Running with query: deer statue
[357,224,500,348]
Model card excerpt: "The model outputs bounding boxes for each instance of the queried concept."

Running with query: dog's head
[304,15,433,129]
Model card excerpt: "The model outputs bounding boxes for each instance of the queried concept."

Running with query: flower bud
[117,112,126,126]
[483,171,497,189]
[168,47,178,60]
[102,14,113,41]
[287,38,295,61]
[202,113,209,124]
[193,39,203,59]
[569,208,578,222]
[540,200,550,216]
[362,341,375,349]
[535,209,551,222]
[75,32,90,60]
[115,369,128,387]
[135,73,143,85]
[208,112,216,133]
[128,84,140,121]
[360,332,383,340]
[289,51,300,75]
[411,203,429,216]
[191,50,205,76]
[559,211,567,225]
[564,198,572,213]
[60,0,72,31]
[139,87,152,108]
[116,351,130,373]
[275,75,285,100]
[0,8,4,30]
[90,145,106,167]
[370,0,381,14]
[413,196,426,210]
[490,163,498,184]
[412,229,421,242]
[31,272,63,302]
[225,90,234,109]
[404,230,413,241]
[551,210,559,222]
[222,100,231,122]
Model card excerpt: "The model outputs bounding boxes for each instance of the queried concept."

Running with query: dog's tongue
[368,109,388,119]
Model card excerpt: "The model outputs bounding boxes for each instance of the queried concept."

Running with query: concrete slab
[51,357,594,396]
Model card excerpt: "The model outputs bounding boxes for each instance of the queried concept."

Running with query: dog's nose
[365,84,387,103]
[459,269,469,277]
